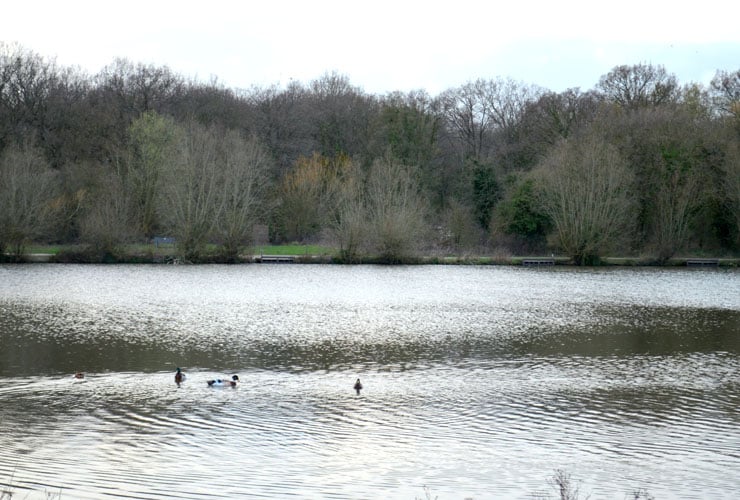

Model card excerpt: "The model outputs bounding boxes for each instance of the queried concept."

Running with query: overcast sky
[4,0,739,95]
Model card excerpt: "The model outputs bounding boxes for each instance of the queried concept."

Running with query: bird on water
[207,375,239,387]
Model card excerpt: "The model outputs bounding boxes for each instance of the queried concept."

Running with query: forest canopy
[1,42,738,263]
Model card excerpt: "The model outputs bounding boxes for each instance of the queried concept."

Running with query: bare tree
[597,63,679,109]
[649,138,706,262]
[0,43,58,152]
[709,69,740,117]
[77,171,134,255]
[326,158,367,262]
[274,152,352,243]
[720,134,740,247]
[245,81,313,172]
[365,155,429,262]
[308,71,376,159]
[520,89,601,150]
[215,130,273,260]
[178,78,252,132]
[710,68,740,141]
[41,65,95,168]
[0,141,60,257]
[439,198,481,252]
[95,58,185,116]
[609,105,714,261]
[158,120,220,261]
[275,153,329,242]
[127,111,180,238]
[438,79,495,160]
[439,77,543,162]
[480,77,544,135]
[437,78,544,224]
[679,83,713,120]
[535,132,634,264]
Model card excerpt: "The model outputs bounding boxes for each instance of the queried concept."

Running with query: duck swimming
[175,367,186,384]
[354,378,363,395]
[207,375,239,387]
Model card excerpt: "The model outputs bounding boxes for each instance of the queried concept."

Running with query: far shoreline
[6,252,739,267]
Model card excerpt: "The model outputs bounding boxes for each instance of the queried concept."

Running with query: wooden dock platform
[255,255,296,263]
[685,258,719,267]
[521,258,555,266]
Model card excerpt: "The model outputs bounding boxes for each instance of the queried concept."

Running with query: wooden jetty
[255,255,296,263]
[521,258,555,266]
[685,258,719,267]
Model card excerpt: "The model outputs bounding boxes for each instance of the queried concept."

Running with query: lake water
[0,264,738,499]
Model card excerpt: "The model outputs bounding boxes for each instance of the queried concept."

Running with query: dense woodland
[1,42,739,263]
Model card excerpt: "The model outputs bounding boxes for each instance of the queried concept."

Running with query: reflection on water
[0,265,738,499]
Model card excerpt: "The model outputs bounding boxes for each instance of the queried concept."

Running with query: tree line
[1,41,738,263]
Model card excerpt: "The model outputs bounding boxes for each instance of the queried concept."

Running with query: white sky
[4,0,739,95]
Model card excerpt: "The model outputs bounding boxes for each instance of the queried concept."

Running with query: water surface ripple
[0,264,738,499]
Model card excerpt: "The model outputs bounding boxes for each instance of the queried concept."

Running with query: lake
[0,264,738,499]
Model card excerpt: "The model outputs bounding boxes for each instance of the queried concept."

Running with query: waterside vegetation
[8,242,739,267]
[1,42,738,265]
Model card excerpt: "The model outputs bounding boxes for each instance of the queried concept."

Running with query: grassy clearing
[24,245,70,255]
[19,243,336,258]
[250,244,336,256]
